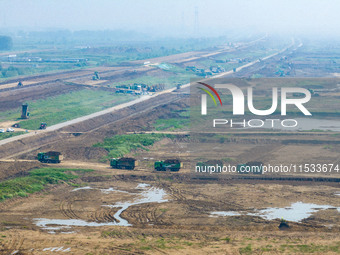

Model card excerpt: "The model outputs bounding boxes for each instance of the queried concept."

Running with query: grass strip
[0,168,93,202]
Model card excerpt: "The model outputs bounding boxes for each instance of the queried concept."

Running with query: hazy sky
[0,0,340,36]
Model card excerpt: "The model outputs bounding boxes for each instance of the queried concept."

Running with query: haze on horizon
[0,0,339,38]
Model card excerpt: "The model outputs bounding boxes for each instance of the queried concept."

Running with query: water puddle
[34,218,119,231]
[211,211,241,217]
[288,118,340,132]
[71,186,93,192]
[100,187,129,194]
[211,202,340,222]
[103,185,167,226]
[72,186,129,194]
[240,118,340,131]
[136,183,150,188]
[42,247,71,252]
[34,183,168,232]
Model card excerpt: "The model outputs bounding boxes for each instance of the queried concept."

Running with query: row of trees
[0,65,33,78]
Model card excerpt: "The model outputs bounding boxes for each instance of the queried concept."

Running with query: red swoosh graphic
[198,82,223,106]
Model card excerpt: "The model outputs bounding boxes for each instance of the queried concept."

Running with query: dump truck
[196,160,223,173]
[110,157,138,170]
[196,160,223,167]
[155,159,182,172]
[37,151,63,163]
[237,161,263,174]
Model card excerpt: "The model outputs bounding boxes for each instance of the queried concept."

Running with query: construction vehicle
[21,104,29,119]
[196,160,223,174]
[39,122,47,129]
[154,159,182,172]
[237,161,263,174]
[92,71,100,80]
[278,218,290,230]
[110,157,138,170]
[37,151,63,163]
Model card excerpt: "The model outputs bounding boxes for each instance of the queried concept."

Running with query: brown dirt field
[0,160,42,181]
[0,169,339,254]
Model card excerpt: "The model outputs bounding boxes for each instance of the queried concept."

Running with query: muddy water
[100,187,129,194]
[283,118,340,131]
[239,118,340,131]
[33,183,168,232]
[71,186,93,192]
[33,218,118,231]
[103,185,168,226]
[270,118,340,131]
[211,202,340,222]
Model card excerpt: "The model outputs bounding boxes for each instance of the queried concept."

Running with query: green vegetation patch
[0,131,25,141]
[153,110,189,131]
[239,244,252,254]
[94,133,174,158]
[280,243,340,253]
[153,118,189,131]
[0,89,134,130]
[0,168,93,202]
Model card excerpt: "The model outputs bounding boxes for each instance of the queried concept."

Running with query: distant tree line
[0,65,34,78]
[0,36,13,50]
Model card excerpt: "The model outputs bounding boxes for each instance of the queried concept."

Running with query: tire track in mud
[159,183,243,213]
[89,208,119,223]
[159,184,186,201]
[59,200,79,219]
[1,232,73,254]
[180,188,244,211]
[109,246,145,255]
[152,247,170,255]
[0,232,26,255]
[60,199,121,224]
[125,204,167,226]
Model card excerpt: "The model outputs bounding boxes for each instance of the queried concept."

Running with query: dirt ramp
[0,160,41,181]
[63,147,108,161]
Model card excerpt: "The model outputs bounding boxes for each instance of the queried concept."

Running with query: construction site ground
[0,95,339,254]
[0,40,339,254]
